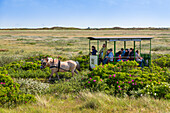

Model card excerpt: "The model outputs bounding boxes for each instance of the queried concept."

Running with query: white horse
[40,58,80,81]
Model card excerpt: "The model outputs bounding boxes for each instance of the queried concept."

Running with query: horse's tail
[76,61,80,71]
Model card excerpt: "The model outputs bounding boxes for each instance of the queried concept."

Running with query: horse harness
[49,59,70,72]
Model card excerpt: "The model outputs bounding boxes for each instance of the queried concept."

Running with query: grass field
[1,92,170,113]
[0,30,170,59]
[0,29,170,113]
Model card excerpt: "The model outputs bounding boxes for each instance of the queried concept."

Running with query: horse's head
[40,58,49,69]
[40,57,55,69]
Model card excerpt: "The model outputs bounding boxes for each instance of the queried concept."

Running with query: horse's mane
[47,57,58,63]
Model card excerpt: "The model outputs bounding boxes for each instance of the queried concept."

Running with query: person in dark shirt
[115,51,121,57]
[91,46,98,55]
[129,48,134,56]
[129,48,134,60]
[122,49,129,61]
[124,49,129,57]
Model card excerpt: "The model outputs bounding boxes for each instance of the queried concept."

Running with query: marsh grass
[0,29,169,58]
[0,92,169,113]
[0,52,43,66]
[152,46,170,51]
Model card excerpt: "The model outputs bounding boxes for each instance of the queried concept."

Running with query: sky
[0,0,170,28]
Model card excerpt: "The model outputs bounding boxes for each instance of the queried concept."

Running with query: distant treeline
[0,27,169,30]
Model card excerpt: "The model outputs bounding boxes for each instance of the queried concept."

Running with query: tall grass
[0,92,169,113]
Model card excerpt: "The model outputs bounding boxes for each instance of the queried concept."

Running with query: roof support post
[89,39,91,70]
[89,39,91,55]
[124,41,126,49]
[140,41,141,55]
[150,39,152,66]
[134,41,136,61]
[114,41,116,63]
[97,40,99,55]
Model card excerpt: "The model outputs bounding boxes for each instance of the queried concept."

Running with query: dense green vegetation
[0,72,36,107]
[0,53,169,112]
[0,29,169,112]
[83,61,169,99]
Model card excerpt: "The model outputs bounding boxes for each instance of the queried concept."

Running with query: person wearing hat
[103,48,114,64]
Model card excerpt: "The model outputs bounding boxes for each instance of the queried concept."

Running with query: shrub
[0,67,8,75]
[82,61,170,99]
[9,69,51,78]
[5,61,41,71]
[0,74,36,107]
[74,55,89,70]
[152,55,170,67]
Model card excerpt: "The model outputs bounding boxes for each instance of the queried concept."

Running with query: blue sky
[0,0,170,28]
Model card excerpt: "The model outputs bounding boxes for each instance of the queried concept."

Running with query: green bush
[82,61,170,99]
[5,61,41,71]
[74,55,89,70]
[9,68,51,78]
[152,55,170,67]
[0,74,36,107]
[0,67,8,75]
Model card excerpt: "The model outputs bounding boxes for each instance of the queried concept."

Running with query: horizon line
[0,26,170,29]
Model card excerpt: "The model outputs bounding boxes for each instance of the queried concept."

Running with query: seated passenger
[117,51,122,62]
[129,48,134,60]
[115,51,121,57]
[121,48,125,57]
[91,46,98,55]
[99,44,107,64]
[103,49,114,64]
[122,49,129,61]
[124,49,129,57]
[135,50,146,67]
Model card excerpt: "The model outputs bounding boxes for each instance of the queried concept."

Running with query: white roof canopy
[88,37,153,41]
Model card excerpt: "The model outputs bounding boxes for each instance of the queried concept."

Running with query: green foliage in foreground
[0,53,170,109]
[152,54,170,67]
[0,74,36,107]
[82,61,170,99]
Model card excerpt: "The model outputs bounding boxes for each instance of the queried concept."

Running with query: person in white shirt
[135,50,146,67]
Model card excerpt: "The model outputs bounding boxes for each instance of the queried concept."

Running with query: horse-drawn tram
[88,36,153,69]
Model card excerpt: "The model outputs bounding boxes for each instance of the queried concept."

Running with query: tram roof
[88,36,153,41]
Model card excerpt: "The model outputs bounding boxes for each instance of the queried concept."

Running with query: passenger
[121,48,125,57]
[91,46,98,55]
[115,51,121,57]
[129,48,134,60]
[122,49,129,61]
[103,49,114,64]
[124,49,129,57]
[117,51,122,62]
[99,44,107,64]
[136,50,146,67]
